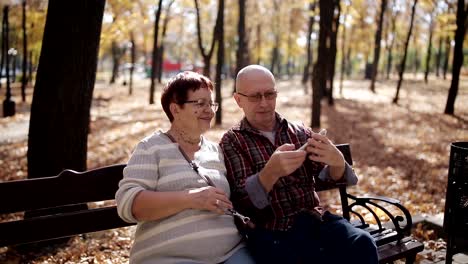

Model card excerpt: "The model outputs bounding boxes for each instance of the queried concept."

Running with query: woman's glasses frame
[182,99,219,112]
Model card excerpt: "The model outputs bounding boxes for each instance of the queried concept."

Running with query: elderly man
[220,65,378,264]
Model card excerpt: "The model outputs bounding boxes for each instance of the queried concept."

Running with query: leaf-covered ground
[0,75,467,263]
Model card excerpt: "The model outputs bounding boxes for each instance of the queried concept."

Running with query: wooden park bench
[0,144,424,263]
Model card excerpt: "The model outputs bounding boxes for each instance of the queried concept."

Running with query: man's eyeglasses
[236,91,278,102]
[182,99,219,112]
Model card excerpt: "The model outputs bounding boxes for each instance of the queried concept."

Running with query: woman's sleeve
[115,141,159,223]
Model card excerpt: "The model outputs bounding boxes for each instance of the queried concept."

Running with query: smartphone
[297,129,327,151]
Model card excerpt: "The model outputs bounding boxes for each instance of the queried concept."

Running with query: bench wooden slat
[373,230,399,246]
[378,237,424,263]
[0,164,126,214]
[0,206,133,247]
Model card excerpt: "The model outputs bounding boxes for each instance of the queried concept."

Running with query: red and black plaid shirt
[220,113,324,231]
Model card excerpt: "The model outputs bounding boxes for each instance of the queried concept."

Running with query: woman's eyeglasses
[236,90,278,102]
[183,99,219,112]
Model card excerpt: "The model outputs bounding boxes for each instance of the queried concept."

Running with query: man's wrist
[258,169,277,193]
[329,159,346,181]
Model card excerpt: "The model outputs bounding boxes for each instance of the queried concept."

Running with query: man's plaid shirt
[220,113,325,231]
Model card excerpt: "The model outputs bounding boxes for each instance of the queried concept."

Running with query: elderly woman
[116,71,254,264]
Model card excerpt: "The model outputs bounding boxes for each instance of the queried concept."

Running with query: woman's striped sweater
[116,131,244,264]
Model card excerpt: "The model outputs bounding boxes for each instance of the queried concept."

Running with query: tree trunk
[256,24,261,64]
[270,0,281,76]
[194,0,218,78]
[424,13,434,84]
[339,4,349,95]
[444,0,466,115]
[0,6,6,92]
[2,5,14,117]
[157,0,175,83]
[413,34,419,77]
[129,31,135,95]
[28,50,33,84]
[393,0,417,104]
[370,0,387,92]
[109,41,120,84]
[21,0,27,102]
[435,35,443,77]
[28,0,104,177]
[157,46,163,83]
[235,0,248,76]
[443,35,450,80]
[302,1,315,90]
[312,0,334,128]
[270,43,280,76]
[327,0,340,106]
[149,0,163,104]
[345,44,352,76]
[386,10,398,79]
[286,11,295,78]
[232,0,249,93]
[214,0,224,125]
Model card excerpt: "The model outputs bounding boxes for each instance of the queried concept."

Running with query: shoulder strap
[164,132,215,186]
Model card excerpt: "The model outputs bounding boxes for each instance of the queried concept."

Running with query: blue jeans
[223,246,255,264]
[247,211,378,264]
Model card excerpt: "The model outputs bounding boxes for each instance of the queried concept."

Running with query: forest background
[0,0,467,263]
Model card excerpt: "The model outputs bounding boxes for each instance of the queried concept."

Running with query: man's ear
[233,93,242,107]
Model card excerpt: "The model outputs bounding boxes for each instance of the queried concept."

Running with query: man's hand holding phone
[298,129,327,151]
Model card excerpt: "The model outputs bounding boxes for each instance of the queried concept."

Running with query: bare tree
[2,5,14,117]
[236,0,249,74]
[21,0,27,102]
[312,0,338,127]
[128,31,135,95]
[214,0,224,125]
[194,0,219,77]
[444,0,467,115]
[109,41,125,84]
[435,35,443,77]
[424,7,435,84]
[327,0,341,105]
[393,0,418,104]
[339,1,350,95]
[149,0,163,104]
[442,35,451,80]
[157,0,175,83]
[369,0,387,92]
[386,4,399,79]
[302,1,316,92]
[270,0,281,76]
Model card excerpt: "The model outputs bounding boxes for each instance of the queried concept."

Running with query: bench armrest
[346,193,413,239]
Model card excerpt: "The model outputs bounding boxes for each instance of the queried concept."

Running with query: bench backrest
[0,144,353,247]
[0,164,133,247]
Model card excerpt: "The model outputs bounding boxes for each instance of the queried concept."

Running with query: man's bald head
[235,65,275,93]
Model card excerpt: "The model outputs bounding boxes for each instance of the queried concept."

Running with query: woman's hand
[188,186,233,214]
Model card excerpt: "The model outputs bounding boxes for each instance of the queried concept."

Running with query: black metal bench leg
[405,254,416,264]
[446,235,454,264]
